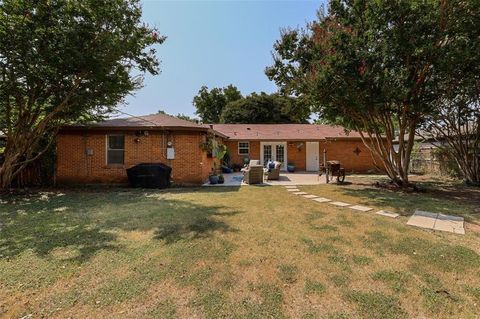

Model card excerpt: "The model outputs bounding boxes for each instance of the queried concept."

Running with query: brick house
[56,114,225,185]
[211,124,379,172]
[56,114,380,185]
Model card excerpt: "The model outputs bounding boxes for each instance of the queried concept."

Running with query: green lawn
[1,181,479,318]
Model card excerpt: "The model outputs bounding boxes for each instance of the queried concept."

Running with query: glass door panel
[276,144,285,164]
[263,145,272,164]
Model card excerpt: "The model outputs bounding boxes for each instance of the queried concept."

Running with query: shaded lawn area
[0,183,479,318]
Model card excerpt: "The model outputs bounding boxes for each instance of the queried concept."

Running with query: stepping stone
[375,210,399,218]
[349,205,372,212]
[285,185,297,189]
[286,188,300,192]
[434,213,465,234]
[407,210,465,234]
[302,194,318,199]
[293,192,308,195]
[329,201,351,207]
[407,210,437,229]
[312,197,331,203]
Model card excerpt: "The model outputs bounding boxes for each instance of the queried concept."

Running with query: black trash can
[126,163,172,188]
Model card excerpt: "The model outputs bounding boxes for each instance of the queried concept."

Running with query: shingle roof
[211,124,362,140]
[62,114,363,140]
[91,113,205,129]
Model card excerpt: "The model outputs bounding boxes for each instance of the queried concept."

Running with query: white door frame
[260,142,288,171]
[306,141,320,171]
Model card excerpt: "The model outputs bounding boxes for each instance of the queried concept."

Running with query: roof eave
[208,128,229,139]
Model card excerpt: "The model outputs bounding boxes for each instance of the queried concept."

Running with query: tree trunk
[0,132,51,190]
[0,144,26,190]
[423,104,480,186]
[356,116,417,188]
[0,151,19,190]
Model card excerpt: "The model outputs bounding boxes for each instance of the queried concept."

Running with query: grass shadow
[0,188,240,262]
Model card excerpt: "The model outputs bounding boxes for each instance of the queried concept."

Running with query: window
[107,135,125,165]
[238,142,249,155]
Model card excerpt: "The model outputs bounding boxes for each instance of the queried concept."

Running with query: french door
[260,142,287,170]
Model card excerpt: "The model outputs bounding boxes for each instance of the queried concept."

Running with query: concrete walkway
[285,186,465,235]
[202,172,327,187]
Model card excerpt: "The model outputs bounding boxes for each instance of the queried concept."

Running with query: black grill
[126,163,172,188]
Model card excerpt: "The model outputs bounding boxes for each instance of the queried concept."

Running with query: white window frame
[106,134,125,165]
[238,141,250,155]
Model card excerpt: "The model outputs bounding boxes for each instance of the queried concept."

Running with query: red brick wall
[56,130,212,185]
[201,150,214,182]
[225,140,260,166]
[321,140,380,172]
[287,141,306,170]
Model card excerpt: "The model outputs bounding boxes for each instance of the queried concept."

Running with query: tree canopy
[419,0,480,185]
[266,0,480,186]
[0,0,165,189]
[192,85,242,123]
[193,84,310,124]
[220,92,310,124]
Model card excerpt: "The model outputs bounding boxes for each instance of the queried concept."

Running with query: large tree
[266,0,479,186]
[192,84,242,123]
[220,92,310,124]
[420,1,480,186]
[0,0,165,189]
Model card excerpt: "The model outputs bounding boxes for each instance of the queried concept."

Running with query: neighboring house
[211,124,378,172]
[56,114,381,185]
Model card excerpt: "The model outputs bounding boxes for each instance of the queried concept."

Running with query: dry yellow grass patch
[0,181,479,318]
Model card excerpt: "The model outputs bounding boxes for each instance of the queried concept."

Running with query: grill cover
[126,163,172,188]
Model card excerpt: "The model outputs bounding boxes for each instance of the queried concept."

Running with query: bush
[431,147,462,178]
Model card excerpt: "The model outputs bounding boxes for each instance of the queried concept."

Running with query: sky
[120,0,324,118]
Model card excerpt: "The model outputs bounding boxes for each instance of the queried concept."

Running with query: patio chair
[241,159,260,173]
[243,164,264,184]
[266,161,281,180]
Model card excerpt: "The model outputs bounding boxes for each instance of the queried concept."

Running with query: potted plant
[209,173,219,184]
[209,144,227,184]
[287,163,296,173]
[231,163,241,172]
[222,166,233,174]
[222,149,231,167]
[200,137,214,158]
[218,174,225,184]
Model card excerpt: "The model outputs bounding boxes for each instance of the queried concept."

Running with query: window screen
[107,135,125,165]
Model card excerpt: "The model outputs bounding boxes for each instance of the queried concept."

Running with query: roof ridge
[142,113,205,127]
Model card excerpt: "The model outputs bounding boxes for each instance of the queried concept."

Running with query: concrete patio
[202,171,328,187]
